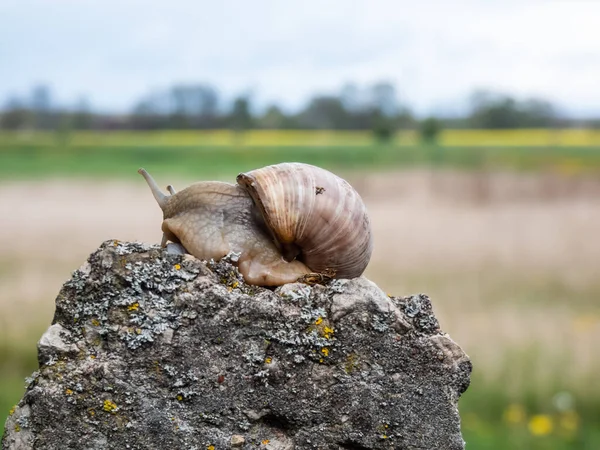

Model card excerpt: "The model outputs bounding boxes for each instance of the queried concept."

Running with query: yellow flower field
[1,128,600,147]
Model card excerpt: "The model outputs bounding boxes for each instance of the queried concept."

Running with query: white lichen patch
[327,279,348,294]
[276,284,312,302]
[399,294,440,333]
[62,241,204,350]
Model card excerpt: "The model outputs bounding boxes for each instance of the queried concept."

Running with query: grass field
[1,130,599,448]
[1,129,600,180]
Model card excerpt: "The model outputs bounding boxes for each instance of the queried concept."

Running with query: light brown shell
[236,162,373,279]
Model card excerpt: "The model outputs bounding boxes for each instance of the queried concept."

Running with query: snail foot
[296,268,337,286]
[165,242,188,255]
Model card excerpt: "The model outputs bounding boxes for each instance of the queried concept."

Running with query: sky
[1,0,599,117]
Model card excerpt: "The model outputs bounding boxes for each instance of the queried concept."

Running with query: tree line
[1,82,597,141]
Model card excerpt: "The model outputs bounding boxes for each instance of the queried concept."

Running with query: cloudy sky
[1,0,599,117]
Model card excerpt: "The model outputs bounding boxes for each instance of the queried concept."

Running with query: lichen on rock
[2,239,471,450]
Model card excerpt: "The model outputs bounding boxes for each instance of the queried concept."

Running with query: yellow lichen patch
[14,424,20,432]
[135,328,142,335]
[91,318,100,327]
[88,409,96,417]
[528,414,553,436]
[377,423,389,434]
[8,406,15,416]
[174,264,181,270]
[321,348,330,357]
[103,399,118,413]
[264,357,272,364]
[227,280,240,292]
[90,354,96,359]
[311,317,335,340]
[207,446,215,450]
[345,353,359,373]
[65,388,74,395]
[323,326,334,339]
[262,439,270,445]
[176,394,183,401]
[127,302,140,312]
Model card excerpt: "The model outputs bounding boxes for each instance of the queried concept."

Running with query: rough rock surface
[3,240,471,450]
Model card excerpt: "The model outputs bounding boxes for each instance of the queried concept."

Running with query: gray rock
[2,240,471,450]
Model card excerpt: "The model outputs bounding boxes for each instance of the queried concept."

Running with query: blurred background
[1,1,599,447]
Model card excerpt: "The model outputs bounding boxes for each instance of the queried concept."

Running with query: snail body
[138,162,373,286]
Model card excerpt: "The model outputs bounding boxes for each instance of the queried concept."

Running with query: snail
[138,162,373,286]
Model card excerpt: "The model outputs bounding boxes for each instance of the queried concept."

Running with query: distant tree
[520,98,556,127]
[468,90,556,128]
[370,82,398,117]
[420,116,442,143]
[340,83,361,113]
[395,106,416,130]
[72,96,93,129]
[259,105,287,129]
[182,84,219,127]
[469,91,521,129]
[131,100,158,129]
[588,118,600,129]
[230,96,253,132]
[31,85,51,111]
[1,108,32,130]
[31,84,54,130]
[1,97,32,130]
[169,86,190,128]
[297,96,349,129]
[129,84,220,129]
[371,109,394,143]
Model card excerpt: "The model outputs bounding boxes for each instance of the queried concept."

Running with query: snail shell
[236,162,373,279]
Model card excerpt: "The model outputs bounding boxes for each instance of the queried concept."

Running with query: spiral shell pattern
[236,162,373,279]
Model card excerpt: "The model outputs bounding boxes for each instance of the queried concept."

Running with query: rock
[36,324,80,363]
[2,240,471,450]
[230,435,245,447]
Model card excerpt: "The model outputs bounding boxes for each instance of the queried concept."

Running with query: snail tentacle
[138,168,168,209]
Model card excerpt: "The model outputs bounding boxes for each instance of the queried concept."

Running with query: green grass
[0,376,28,440]
[0,336,38,442]
[1,141,600,180]
[460,369,600,449]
